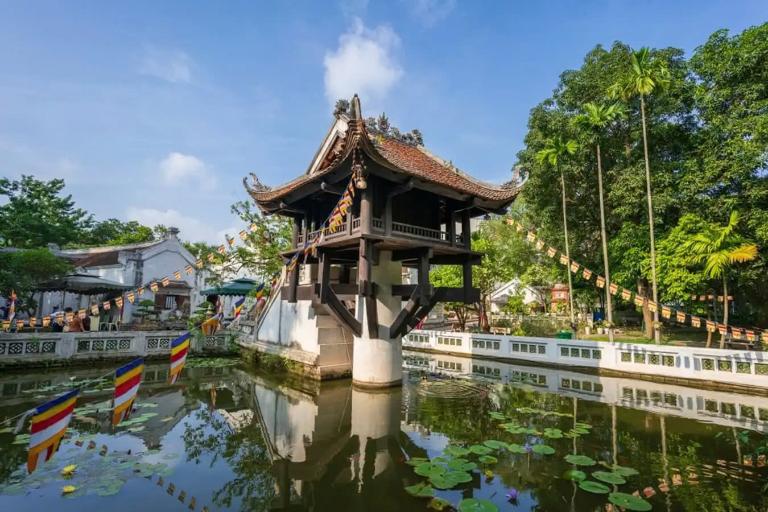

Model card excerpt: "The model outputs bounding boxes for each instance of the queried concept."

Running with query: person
[64,307,84,332]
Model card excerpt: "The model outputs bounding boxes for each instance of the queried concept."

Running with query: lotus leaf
[578,480,610,494]
[531,444,555,455]
[483,440,507,450]
[458,498,499,512]
[406,457,430,467]
[593,471,626,485]
[612,465,640,477]
[444,445,470,457]
[564,454,596,466]
[429,475,458,489]
[415,462,446,478]
[405,482,436,498]
[507,443,527,454]
[469,445,492,455]
[478,455,498,464]
[608,492,652,511]
[444,470,473,484]
[543,428,563,439]
[447,458,477,471]
[563,469,587,481]
[489,412,506,420]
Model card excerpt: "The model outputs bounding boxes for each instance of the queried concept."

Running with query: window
[664,393,678,407]
[571,380,581,390]
[593,383,603,393]
[621,352,631,362]
[581,349,591,359]
[740,405,755,419]
[651,391,662,404]
[636,389,648,400]
[570,348,580,357]
[662,355,675,367]
[560,347,569,357]
[561,378,571,389]
[756,364,768,376]
[591,350,601,359]
[759,408,768,421]
[704,399,718,413]
[701,358,715,371]
[634,353,646,364]
[514,343,520,352]
[736,362,752,374]
[718,359,733,372]
[538,345,546,354]
[622,387,634,399]
[582,381,593,392]
[649,354,660,365]
[721,403,736,415]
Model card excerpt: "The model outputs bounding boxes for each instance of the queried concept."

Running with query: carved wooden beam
[320,181,344,195]
[322,286,362,337]
[389,285,421,339]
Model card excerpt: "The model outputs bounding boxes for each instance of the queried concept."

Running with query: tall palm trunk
[639,95,661,344]
[560,167,576,330]
[596,143,614,342]
[721,279,729,349]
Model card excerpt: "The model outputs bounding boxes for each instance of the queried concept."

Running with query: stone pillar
[351,386,402,480]
[352,250,403,388]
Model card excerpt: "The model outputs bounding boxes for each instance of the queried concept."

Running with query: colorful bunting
[596,276,605,288]
[546,247,557,258]
[217,245,226,255]
[582,268,592,280]
[632,294,644,306]
[161,277,170,287]
[691,316,701,328]
[569,261,580,273]
[103,301,111,311]
[77,309,86,319]
[195,259,204,269]
[112,358,144,426]
[169,333,191,384]
[676,311,686,323]
[185,264,194,275]
[90,304,100,315]
[174,270,182,280]
[115,297,124,309]
[238,230,248,241]
[648,301,658,313]
[42,317,51,328]
[661,306,672,319]
[127,291,136,304]
[609,283,619,295]
[27,389,79,473]
[526,231,536,242]
[150,282,159,293]
[706,320,716,332]
[559,254,569,265]
[29,317,36,327]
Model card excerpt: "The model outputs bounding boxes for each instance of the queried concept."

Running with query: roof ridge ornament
[243,173,271,194]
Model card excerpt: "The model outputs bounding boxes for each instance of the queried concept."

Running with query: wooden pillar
[358,239,378,337]
[384,195,392,236]
[461,209,471,247]
[288,263,299,303]
[462,255,473,303]
[447,211,456,247]
[360,187,372,235]
[317,249,330,303]
[291,217,300,249]
[417,249,433,306]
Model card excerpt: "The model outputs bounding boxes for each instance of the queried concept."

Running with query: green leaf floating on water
[405,482,435,498]
[563,469,587,481]
[430,469,473,489]
[611,465,640,477]
[543,428,563,439]
[483,439,507,450]
[593,471,627,485]
[507,443,527,454]
[428,497,451,510]
[458,498,499,512]
[415,463,446,478]
[469,445,492,455]
[444,446,470,457]
[531,444,555,455]
[447,458,477,471]
[578,480,610,494]
[478,455,498,464]
[406,457,430,467]
[564,454,597,466]
[608,492,652,511]
[488,411,506,420]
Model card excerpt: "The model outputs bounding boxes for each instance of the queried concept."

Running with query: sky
[1,1,766,244]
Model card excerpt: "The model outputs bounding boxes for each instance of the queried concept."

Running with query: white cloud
[339,0,369,17]
[139,47,193,84]
[409,0,456,26]
[158,152,214,187]
[125,207,236,244]
[323,18,403,106]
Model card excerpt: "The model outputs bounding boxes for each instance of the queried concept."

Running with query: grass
[582,327,710,346]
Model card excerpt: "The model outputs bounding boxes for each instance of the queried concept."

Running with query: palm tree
[574,102,624,342]
[536,136,578,330]
[609,47,670,344]
[681,211,758,348]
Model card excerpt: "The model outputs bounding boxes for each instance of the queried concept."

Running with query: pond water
[1,351,768,511]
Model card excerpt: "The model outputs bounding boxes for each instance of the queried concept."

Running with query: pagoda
[245,95,518,387]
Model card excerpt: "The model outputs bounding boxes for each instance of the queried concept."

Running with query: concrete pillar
[351,386,402,480]
[352,250,403,388]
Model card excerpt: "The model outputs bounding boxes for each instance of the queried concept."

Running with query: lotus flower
[506,488,519,502]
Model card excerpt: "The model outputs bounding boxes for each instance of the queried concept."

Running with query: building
[489,279,542,313]
[36,228,205,323]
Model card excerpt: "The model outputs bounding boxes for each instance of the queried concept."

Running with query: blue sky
[1,1,765,243]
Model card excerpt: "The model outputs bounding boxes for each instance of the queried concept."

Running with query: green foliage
[0,249,71,311]
[86,219,155,246]
[229,200,291,281]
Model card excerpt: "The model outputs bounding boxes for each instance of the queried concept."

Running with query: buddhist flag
[150,282,159,293]
[137,286,144,296]
[161,277,170,287]
[185,264,194,275]
[29,317,36,327]
[42,317,51,328]
[226,236,235,248]
[115,297,123,309]
[699,295,707,301]
[27,389,79,473]
[1,320,9,331]
[596,276,606,288]
[515,223,524,233]
[207,253,216,263]
[232,297,245,319]
[691,316,701,328]
[90,304,99,315]
[622,289,633,301]
[717,323,728,335]
[546,247,557,258]
[746,330,756,342]
[705,320,716,332]
[648,301,658,313]
[570,261,580,273]
[16,319,24,330]
[526,231,536,242]
[217,245,226,255]
[582,268,592,280]
[676,311,686,323]
[77,309,86,319]
[103,301,111,311]
[255,282,265,301]
[559,254,569,265]
[174,270,182,280]
[632,293,643,306]
[238,230,248,241]
[609,283,619,295]
[250,222,258,232]
[112,358,144,426]
[195,259,204,269]
[535,240,545,251]
[127,291,135,304]
[661,306,672,319]
[761,331,768,343]
[169,333,191,384]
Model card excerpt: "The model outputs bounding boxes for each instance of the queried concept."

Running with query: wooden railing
[296,217,467,247]
[391,221,448,242]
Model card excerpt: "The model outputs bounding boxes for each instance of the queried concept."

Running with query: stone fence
[404,330,768,391]
[0,330,235,367]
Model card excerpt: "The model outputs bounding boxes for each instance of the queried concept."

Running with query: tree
[429,264,468,330]
[230,200,292,282]
[536,136,578,329]
[86,218,155,246]
[574,102,625,341]
[0,175,93,248]
[680,211,758,347]
[609,47,671,343]
[0,249,71,313]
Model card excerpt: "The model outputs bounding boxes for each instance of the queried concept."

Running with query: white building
[37,228,206,323]
[489,279,541,313]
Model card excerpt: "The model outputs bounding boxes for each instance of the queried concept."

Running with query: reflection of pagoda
[246,96,518,386]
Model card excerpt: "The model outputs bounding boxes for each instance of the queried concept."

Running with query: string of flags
[285,177,357,273]
[2,219,274,332]
[506,219,767,344]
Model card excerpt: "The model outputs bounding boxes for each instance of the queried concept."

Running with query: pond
[1,351,767,511]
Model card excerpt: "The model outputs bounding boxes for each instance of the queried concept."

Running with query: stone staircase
[313,300,354,379]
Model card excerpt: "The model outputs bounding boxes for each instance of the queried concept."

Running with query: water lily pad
[406,457,429,467]
[578,480,610,494]
[429,475,458,489]
[565,454,596,466]
[593,471,626,485]
[428,497,451,510]
[469,445,492,455]
[405,482,435,498]
[507,443,527,454]
[612,465,640,477]
[415,462,446,478]
[504,425,526,434]
[478,455,498,464]
[483,439,507,450]
[447,458,477,471]
[458,498,499,512]
[444,446,470,457]
[563,469,587,481]
[489,412,506,420]
[531,444,555,455]
[608,492,652,511]
[543,428,563,439]
[445,470,473,484]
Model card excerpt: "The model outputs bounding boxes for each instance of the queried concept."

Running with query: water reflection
[1,354,768,511]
